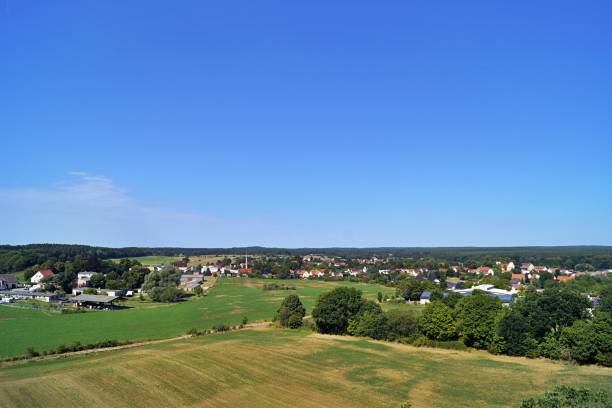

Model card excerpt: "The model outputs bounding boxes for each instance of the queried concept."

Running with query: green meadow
[108,255,181,265]
[0,278,401,359]
[0,328,610,408]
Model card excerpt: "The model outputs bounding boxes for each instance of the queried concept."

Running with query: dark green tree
[275,294,306,329]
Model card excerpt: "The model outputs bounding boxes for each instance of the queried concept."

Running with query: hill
[0,327,610,408]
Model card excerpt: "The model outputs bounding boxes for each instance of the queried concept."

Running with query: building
[420,291,432,304]
[477,267,495,276]
[520,263,535,273]
[77,271,97,287]
[30,269,55,284]
[0,290,57,303]
[183,281,202,292]
[0,274,18,290]
[71,294,119,309]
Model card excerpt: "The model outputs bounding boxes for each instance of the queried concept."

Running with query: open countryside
[1,328,610,408]
[0,278,399,359]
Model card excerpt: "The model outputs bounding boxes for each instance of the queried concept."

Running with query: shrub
[519,385,611,408]
[348,311,388,340]
[385,309,420,341]
[275,294,306,329]
[419,302,456,341]
[312,288,381,334]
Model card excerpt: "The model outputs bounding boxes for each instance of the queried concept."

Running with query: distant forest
[1,244,612,274]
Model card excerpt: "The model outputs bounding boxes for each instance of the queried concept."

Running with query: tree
[348,311,388,340]
[495,308,535,356]
[396,278,425,301]
[377,291,383,303]
[519,385,611,408]
[419,301,456,341]
[89,273,106,288]
[560,312,612,365]
[600,282,612,314]
[312,287,380,334]
[455,292,502,349]
[385,309,419,341]
[275,294,306,329]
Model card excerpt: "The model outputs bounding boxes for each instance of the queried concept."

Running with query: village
[0,254,607,311]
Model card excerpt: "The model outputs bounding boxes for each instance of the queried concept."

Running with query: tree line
[275,283,612,366]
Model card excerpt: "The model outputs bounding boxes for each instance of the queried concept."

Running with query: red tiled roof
[38,269,55,277]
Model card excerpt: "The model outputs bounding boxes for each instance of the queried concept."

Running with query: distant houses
[30,269,55,284]
[77,271,96,287]
[0,274,18,290]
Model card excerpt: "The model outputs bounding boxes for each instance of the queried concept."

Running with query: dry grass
[0,328,610,408]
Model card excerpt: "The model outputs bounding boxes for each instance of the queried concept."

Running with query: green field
[0,328,610,408]
[109,255,181,265]
[0,278,402,359]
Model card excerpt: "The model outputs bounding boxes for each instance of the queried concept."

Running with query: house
[477,266,495,276]
[238,268,253,277]
[30,269,55,284]
[104,289,125,297]
[419,291,432,304]
[0,290,57,303]
[0,274,18,290]
[378,269,390,275]
[180,274,204,284]
[556,275,574,282]
[346,267,367,277]
[520,263,535,273]
[446,281,464,290]
[497,262,515,272]
[77,271,96,287]
[534,266,549,273]
[183,281,202,292]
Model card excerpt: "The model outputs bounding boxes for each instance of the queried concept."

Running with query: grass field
[0,327,610,408]
[108,254,252,266]
[108,255,182,265]
[0,278,403,359]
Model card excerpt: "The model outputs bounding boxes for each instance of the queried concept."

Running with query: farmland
[0,327,610,408]
[108,255,181,265]
[0,278,403,359]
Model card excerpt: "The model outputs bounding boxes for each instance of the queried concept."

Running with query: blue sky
[1,1,611,247]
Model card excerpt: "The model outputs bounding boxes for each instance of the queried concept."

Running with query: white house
[77,271,96,287]
[30,269,55,284]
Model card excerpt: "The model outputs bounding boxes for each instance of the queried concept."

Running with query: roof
[420,291,432,299]
[0,290,56,297]
[38,269,55,277]
[0,274,17,283]
[71,294,119,303]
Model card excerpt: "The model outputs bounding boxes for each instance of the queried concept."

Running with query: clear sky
[1,1,611,247]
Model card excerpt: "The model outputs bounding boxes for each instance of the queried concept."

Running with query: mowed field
[0,278,401,359]
[0,328,610,408]
[108,255,181,265]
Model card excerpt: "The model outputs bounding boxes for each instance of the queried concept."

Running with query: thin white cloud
[0,172,268,247]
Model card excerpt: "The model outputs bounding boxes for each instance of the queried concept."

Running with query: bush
[275,294,306,329]
[519,385,611,408]
[411,336,468,350]
[348,311,388,340]
[312,287,381,334]
[419,302,456,341]
[385,309,420,341]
